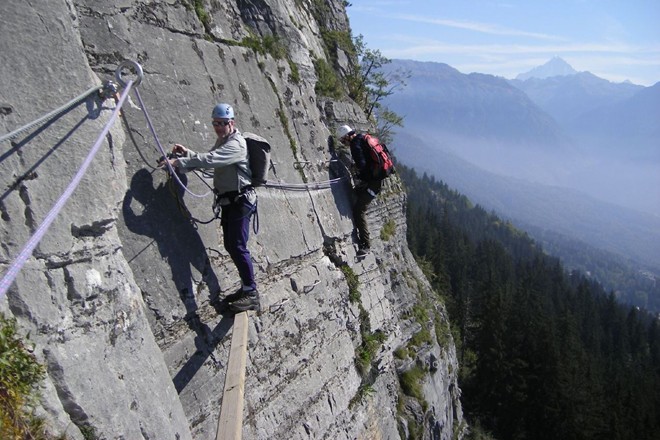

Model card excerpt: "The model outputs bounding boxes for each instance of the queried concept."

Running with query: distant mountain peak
[516,57,578,80]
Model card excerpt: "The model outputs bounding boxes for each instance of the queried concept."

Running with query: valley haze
[381,57,660,276]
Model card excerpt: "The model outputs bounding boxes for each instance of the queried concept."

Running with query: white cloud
[392,13,567,41]
[381,34,659,59]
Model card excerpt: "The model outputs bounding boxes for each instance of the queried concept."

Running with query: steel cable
[263,177,345,191]
[0,85,102,144]
[0,80,134,299]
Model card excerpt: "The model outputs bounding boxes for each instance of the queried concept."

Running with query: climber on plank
[160,103,260,313]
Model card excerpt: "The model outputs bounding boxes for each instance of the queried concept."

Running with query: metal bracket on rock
[99,80,119,100]
[115,60,144,88]
[269,298,290,313]
[302,279,321,294]
[293,161,312,170]
[293,160,338,171]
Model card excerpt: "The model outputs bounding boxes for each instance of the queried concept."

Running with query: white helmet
[337,125,354,140]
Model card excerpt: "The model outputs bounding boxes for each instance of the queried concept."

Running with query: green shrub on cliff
[0,314,49,439]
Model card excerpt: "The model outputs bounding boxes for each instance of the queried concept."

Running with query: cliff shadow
[0,96,105,203]
[123,168,242,394]
[122,168,222,327]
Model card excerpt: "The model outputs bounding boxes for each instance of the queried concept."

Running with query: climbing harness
[212,187,261,234]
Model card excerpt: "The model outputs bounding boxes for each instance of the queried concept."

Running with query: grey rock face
[0,1,462,439]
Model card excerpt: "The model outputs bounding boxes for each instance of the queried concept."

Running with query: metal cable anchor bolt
[114,60,144,88]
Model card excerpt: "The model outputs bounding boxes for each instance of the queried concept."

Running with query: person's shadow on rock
[327,135,354,220]
[122,168,224,331]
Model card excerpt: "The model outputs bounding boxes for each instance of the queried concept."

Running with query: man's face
[212,118,234,138]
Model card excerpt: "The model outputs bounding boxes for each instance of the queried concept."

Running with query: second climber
[337,124,383,257]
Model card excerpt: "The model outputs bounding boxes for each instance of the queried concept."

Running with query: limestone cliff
[0,1,462,438]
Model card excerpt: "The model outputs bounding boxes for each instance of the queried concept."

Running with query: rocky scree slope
[0,1,462,439]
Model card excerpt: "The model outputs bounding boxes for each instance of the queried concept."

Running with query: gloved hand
[172,143,188,155]
[158,144,189,169]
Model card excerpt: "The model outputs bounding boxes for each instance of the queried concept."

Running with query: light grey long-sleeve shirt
[177,130,252,195]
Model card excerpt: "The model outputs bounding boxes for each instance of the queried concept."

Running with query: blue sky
[347,0,660,86]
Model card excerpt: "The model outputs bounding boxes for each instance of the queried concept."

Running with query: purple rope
[0,81,134,299]
[133,88,212,198]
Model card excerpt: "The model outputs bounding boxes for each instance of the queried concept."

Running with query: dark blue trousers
[221,198,257,290]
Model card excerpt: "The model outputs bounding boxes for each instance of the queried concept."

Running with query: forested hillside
[524,226,660,313]
[400,166,660,440]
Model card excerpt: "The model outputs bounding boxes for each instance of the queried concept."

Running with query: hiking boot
[229,290,260,312]
[357,247,371,257]
[223,288,248,303]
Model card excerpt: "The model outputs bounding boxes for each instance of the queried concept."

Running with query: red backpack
[363,134,395,180]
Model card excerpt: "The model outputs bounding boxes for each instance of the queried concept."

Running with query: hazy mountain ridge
[390,129,660,310]
[508,57,657,160]
[392,131,660,267]
[569,82,660,160]
[384,58,659,218]
[510,71,644,126]
[383,60,566,148]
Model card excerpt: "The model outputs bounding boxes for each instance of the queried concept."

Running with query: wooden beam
[216,311,250,440]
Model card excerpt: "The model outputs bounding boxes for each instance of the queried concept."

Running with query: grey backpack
[243,132,272,186]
